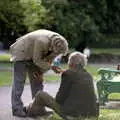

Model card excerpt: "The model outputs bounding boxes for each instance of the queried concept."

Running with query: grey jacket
[10,29,66,72]
[56,68,99,117]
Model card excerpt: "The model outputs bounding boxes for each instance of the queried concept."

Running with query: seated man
[24,52,99,119]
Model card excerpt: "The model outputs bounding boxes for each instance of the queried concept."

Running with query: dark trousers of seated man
[25,91,61,117]
[25,91,99,119]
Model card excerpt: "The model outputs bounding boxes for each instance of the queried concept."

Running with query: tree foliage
[42,0,100,51]
[0,0,120,49]
[0,0,26,48]
[106,0,120,33]
[21,0,54,31]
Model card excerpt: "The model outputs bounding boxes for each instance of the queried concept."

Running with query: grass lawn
[91,48,120,55]
[0,70,61,86]
[0,71,12,86]
[0,52,10,61]
[49,109,120,120]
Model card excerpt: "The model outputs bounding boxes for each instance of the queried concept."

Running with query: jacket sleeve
[55,71,72,104]
[33,39,50,73]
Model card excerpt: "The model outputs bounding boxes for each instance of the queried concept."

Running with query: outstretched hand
[51,66,63,74]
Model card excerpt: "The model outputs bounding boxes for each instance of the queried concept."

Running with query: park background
[1,0,120,120]
[0,0,120,50]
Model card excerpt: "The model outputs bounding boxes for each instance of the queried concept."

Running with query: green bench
[96,68,120,105]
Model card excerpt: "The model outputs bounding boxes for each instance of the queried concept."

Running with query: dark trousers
[26,91,99,119]
[11,61,43,111]
[26,91,61,117]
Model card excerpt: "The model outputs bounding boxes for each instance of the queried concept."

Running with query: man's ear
[69,63,74,68]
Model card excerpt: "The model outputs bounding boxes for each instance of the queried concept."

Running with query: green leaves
[22,0,54,31]
[0,0,27,48]
[1,0,120,49]
[41,0,102,49]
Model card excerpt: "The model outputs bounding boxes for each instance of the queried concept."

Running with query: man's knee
[35,91,55,108]
[36,91,49,99]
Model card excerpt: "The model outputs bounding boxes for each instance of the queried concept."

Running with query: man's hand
[51,66,63,74]
[33,72,43,82]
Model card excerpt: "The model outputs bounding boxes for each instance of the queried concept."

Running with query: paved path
[0,82,60,120]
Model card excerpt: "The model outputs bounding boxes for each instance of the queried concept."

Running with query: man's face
[45,52,58,62]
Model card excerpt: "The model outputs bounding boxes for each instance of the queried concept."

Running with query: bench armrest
[98,68,120,81]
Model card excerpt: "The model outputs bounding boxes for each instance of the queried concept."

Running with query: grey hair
[51,35,68,55]
[68,51,87,67]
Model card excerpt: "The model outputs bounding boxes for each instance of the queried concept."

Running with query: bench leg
[97,81,108,106]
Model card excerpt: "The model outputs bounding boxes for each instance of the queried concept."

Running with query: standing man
[10,29,68,117]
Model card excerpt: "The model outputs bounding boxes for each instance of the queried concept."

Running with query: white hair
[68,51,87,67]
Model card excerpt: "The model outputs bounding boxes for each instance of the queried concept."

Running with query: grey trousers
[11,61,44,111]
